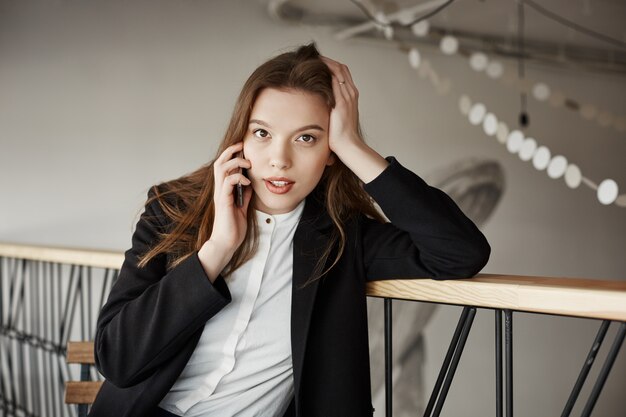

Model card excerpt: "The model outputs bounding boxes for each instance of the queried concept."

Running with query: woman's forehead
[250,88,329,127]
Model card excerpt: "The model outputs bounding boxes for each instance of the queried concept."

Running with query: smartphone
[235,151,246,207]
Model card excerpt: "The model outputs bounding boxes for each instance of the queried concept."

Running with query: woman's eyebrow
[249,119,325,134]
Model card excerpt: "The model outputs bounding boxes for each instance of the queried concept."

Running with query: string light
[342,0,626,208]
[398,45,626,207]
[457,94,625,207]
[463,50,625,133]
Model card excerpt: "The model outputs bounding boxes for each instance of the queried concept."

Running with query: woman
[90,43,490,417]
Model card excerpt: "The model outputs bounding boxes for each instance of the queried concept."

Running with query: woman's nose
[269,142,291,169]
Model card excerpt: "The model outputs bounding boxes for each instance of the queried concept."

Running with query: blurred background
[1,0,625,416]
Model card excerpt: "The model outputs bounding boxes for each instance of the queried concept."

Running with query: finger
[214,143,246,184]
[322,57,357,101]
[220,157,251,176]
[321,56,352,85]
[335,65,357,100]
[220,173,251,199]
[217,142,244,164]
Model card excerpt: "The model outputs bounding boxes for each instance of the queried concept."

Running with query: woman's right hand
[198,142,253,281]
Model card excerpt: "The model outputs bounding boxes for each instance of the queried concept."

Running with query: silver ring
[339,81,346,85]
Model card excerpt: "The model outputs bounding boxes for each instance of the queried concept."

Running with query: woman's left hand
[320,56,364,154]
[321,56,389,183]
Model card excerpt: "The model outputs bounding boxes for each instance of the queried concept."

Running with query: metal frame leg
[423,306,476,417]
[432,308,476,417]
[78,363,90,417]
[581,322,626,417]
[561,321,610,417]
[505,309,513,417]
[496,310,503,417]
[385,298,393,417]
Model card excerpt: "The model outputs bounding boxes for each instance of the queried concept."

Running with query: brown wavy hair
[137,43,385,283]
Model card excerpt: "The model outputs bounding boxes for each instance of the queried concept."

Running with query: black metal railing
[368,276,626,417]
[0,244,121,417]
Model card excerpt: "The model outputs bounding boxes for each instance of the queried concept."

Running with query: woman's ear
[326,152,336,166]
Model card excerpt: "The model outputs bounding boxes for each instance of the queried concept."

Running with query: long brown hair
[138,43,385,282]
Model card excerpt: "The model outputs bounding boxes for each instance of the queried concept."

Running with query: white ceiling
[261,0,626,74]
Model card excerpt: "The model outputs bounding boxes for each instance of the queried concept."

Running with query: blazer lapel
[291,193,334,403]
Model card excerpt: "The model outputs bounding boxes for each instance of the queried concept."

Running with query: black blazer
[89,157,490,417]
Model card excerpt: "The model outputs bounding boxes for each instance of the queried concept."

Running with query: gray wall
[1,1,625,416]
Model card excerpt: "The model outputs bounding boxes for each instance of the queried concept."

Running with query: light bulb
[506,130,524,153]
[384,25,394,40]
[519,137,537,161]
[547,155,568,179]
[532,83,550,101]
[411,20,430,37]
[496,122,509,144]
[483,113,498,136]
[533,146,551,171]
[469,103,486,125]
[564,164,582,189]
[408,48,421,69]
[469,52,488,71]
[597,179,618,205]
[486,61,504,79]
[440,35,459,55]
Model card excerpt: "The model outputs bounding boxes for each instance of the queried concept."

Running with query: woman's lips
[264,178,294,194]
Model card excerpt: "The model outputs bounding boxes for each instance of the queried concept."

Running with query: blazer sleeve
[94,188,232,388]
[361,157,491,281]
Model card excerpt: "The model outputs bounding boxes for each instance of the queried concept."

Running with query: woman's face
[243,88,335,215]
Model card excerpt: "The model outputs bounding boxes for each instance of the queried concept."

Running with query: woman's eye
[253,129,269,138]
[297,134,316,143]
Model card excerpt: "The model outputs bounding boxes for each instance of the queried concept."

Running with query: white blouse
[158,200,304,417]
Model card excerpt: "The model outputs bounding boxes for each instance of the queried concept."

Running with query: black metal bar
[78,361,90,416]
[87,266,92,339]
[44,262,52,417]
[384,298,392,417]
[505,309,513,417]
[432,307,476,417]
[423,307,471,417]
[561,320,610,417]
[60,265,76,344]
[80,265,86,341]
[496,309,503,417]
[50,263,59,417]
[581,322,626,417]
[32,262,41,416]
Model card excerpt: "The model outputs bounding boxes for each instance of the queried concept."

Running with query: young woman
[89,43,490,417]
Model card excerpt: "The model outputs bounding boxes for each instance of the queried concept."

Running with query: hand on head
[320,56,364,155]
